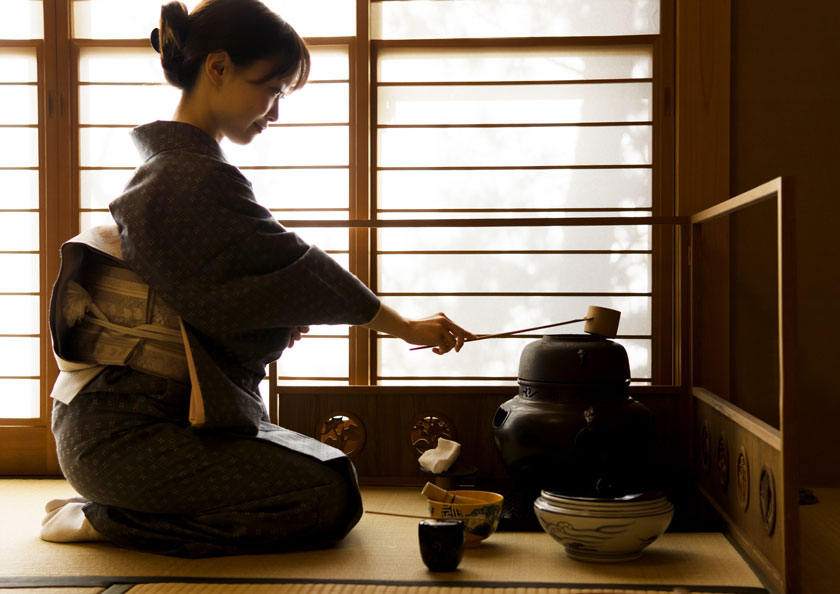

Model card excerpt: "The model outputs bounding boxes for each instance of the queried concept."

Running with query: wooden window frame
[1,0,677,475]
[274,10,677,387]
[364,33,674,387]
[0,0,71,474]
[0,39,46,427]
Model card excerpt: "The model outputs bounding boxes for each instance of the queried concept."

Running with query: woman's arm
[362,303,476,355]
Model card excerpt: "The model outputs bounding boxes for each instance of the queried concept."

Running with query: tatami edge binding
[102,585,134,594]
[0,576,769,593]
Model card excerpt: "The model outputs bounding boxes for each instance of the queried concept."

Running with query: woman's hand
[363,304,476,355]
[288,326,310,348]
[403,313,476,354]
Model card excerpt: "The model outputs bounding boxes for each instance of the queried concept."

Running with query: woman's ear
[205,51,231,87]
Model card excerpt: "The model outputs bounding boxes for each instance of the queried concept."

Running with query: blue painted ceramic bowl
[534,491,673,562]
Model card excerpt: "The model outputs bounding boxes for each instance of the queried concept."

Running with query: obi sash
[49,225,206,426]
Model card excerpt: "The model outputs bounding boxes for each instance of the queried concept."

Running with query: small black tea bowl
[418,519,465,572]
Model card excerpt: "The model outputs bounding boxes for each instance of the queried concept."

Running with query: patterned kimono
[49,120,381,557]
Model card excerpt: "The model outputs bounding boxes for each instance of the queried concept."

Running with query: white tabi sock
[40,498,106,543]
[43,496,89,515]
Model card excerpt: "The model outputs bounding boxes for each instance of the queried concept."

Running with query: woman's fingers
[454,332,466,352]
[434,330,456,355]
[441,314,476,353]
[288,326,311,347]
[422,313,474,355]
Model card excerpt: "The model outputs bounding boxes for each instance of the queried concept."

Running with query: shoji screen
[0,2,44,420]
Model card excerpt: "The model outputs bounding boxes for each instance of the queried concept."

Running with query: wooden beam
[349,0,372,385]
[675,0,730,215]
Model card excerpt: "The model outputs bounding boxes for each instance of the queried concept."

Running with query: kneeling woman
[41,0,474,557]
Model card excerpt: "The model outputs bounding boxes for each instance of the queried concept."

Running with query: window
[372,43,657,385]
[0,2,43,421]
[1,1,673,465]
[372,0,672,386]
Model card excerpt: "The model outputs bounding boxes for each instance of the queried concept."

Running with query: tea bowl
[534,491,674,562]
[426,490,504,547]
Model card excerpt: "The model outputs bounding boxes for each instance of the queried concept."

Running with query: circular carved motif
[410,415,455,455]
[759,465,776,536]
[700,424,711,474]
[717,434,729,491]
[317,413,366,458]
[736,446,750,511]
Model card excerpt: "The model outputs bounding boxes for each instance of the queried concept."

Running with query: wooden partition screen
[689,177,799,594]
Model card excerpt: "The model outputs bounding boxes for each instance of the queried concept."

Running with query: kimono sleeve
[110,155,381,337]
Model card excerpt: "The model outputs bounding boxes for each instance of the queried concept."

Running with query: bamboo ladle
[409,305,621,351]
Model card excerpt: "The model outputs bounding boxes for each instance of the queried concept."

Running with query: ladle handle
[409,317,592,351]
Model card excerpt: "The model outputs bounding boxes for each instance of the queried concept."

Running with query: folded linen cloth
[418,438,461,474]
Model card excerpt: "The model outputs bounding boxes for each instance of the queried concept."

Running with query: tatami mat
[0,589,104,594]
[0,588,756,594]
[0,480,765,592]
[125,586,748,594]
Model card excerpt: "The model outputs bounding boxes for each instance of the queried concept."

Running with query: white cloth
[418,438,461,474]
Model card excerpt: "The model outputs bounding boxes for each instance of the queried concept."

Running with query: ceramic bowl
[541,490,667,507]
[540,491,672,517]
[534,493,674,562]
[426,490,504,547]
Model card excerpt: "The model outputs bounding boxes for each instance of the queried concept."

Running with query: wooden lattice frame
[689,177,799,594]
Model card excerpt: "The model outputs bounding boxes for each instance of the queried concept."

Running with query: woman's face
[212,57,292,145]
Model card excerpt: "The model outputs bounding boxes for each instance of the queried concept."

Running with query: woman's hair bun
[158,1,191,88]
[150,28,161,53]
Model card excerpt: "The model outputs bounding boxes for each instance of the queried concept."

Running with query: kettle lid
[518,334,630,384]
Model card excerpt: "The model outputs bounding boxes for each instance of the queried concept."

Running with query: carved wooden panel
[273,386,683,491]
[409,415,455,455]
[317,413,366,458]
[694,392,785,590]
[717,433,729,491]
[737,445,750,511]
